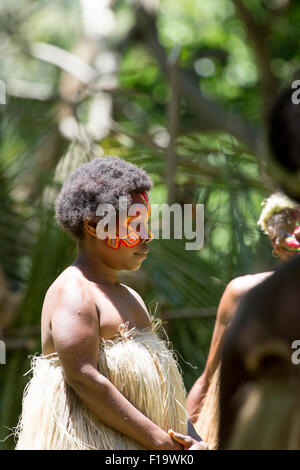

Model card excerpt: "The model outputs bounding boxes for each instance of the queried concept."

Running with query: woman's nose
[144,231,154,243]
[141,226,154,243]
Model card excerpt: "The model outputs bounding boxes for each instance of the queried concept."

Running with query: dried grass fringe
[228,377,300,450]
[14,319,188,450]
[194,363,220,450]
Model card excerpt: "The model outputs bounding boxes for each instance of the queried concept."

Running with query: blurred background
[0,0,299,449]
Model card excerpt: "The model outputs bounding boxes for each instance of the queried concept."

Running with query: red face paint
[106,192,153,250]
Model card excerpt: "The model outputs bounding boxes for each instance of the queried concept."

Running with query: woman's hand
[155,433,184,450]
[168,429,209,450]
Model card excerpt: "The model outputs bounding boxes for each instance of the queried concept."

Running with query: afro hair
[55,155,153,239]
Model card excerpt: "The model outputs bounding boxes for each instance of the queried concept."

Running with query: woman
[14,156,204,450]
[220,254,300,449]
[187,191,300,449]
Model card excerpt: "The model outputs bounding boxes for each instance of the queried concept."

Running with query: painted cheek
[282,236,300,251]
[106,197,152,250]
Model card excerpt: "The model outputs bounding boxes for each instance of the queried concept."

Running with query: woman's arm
[187,278,245,421]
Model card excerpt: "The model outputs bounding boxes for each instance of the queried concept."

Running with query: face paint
[106,192,153,250]
[279,216,300,253]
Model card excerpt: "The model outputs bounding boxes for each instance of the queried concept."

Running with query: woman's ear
[271,239,280,257]
[83,219,97,238]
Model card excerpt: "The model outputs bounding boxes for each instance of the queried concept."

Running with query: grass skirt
[194,364,220,450]
[14,321,188,450]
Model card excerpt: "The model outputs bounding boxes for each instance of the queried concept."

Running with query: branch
[231,0,279,116]
[166,46,180,205]
[176,157,270,191]
[133,7,261,155]
[30,42,98,85]
[1,325,40,351]
[162,307,216,320]
[4,337,38,351]
[5,78,57,101]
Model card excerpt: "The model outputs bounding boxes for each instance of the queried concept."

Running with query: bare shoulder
[41,267,99,354]
[218,271,274,325]
[228,271,274,297]
[43,266,96,317]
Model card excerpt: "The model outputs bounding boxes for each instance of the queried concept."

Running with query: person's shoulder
[44,266,94,311]
[218,272,274,325]
[227,271,274,298]
[46,266,86,294]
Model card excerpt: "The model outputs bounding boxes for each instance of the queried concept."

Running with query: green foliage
[0,0,298,449]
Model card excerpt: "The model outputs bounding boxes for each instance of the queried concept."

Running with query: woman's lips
[134,250,149,257]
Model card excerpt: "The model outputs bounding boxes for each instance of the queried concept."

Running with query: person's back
[220,255,300,449]
[219,83,300,450]
[187,192,300,449]
[187,271,272,449]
